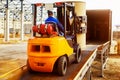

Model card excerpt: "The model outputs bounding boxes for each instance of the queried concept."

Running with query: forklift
[27,2,82,76]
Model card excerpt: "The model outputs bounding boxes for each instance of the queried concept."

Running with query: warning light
[55,2,63,6]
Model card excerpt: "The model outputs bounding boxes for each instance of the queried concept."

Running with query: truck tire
[75,45,81,63]
[57,56,67,76]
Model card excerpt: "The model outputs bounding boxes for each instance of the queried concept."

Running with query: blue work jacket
[45,16,64,33]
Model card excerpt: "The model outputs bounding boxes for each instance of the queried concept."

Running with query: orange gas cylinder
[32,24,58,36]
[46,24,58,35]
[46,24,54,34]
[39,24,47,34]
[32,25,39,33]
[40,24,58,35]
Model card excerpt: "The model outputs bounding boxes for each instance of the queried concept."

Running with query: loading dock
[0,44,98,80]
[0,1,112,80]
[0,43,110,80]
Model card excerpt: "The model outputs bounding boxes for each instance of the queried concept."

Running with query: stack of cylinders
[75,2,86,49]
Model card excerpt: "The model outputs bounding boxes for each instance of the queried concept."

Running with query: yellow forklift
[27,2,82,76]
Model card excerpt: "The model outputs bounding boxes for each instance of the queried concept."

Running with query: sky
[86,0,120,28]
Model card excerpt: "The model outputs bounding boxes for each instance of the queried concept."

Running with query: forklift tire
[75,45,81,63]
[57,56,67,76]
[27,60,34,73]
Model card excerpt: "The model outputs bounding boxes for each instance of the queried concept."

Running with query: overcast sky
[86,0,120,27]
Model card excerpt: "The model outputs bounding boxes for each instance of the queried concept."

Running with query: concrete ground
[91,55,120,80]
[0,42,27,77]
[0,41,120,80]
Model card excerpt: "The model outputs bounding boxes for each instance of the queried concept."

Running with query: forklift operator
[45,10,64,35]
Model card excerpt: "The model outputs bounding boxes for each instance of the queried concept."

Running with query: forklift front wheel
[57,56,67,76]
[75,46,81,63]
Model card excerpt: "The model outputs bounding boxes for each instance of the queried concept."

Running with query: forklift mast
[32,2,87,47]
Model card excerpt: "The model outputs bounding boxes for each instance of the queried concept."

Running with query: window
[42,46,50,52]
[31,45,40,52]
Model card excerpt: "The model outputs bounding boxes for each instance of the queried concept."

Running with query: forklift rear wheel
[57,56,67,76]
[75,46,81,63]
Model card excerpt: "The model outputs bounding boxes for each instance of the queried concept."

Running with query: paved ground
[0,42,27,59]
[91,55,120,80]
[0,41,120,80]
[0,42,27,77]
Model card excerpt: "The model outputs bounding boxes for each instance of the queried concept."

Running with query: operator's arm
[57,20,64,33]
